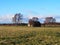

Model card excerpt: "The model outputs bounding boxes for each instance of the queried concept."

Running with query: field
[0,26,60,45]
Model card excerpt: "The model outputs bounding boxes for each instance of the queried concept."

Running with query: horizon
[0,0,60,23]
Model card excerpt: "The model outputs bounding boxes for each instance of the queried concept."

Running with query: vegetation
[28,17,41,27]
[12,13,23,24]
[0,26,60,45]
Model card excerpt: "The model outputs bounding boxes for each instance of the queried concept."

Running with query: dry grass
[0,26,60,45]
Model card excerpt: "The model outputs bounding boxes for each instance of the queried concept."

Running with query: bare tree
[44,17,56,23]
[12,13,23,24]
[28,19,33,27]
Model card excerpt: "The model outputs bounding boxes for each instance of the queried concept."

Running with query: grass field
[0,26,60,45]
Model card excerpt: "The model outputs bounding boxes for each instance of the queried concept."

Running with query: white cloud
[0,14,14,23]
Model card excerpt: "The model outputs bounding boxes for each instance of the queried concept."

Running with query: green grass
[0,26,60,45]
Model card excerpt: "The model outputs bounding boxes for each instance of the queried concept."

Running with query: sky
[0,0,60,23]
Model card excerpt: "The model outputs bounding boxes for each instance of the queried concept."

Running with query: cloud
[0,14,14,23]
[24,10,60,23]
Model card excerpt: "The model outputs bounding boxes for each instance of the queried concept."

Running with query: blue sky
[0,0,60,23]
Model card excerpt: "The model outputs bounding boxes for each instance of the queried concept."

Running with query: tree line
[12,13,56,24]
